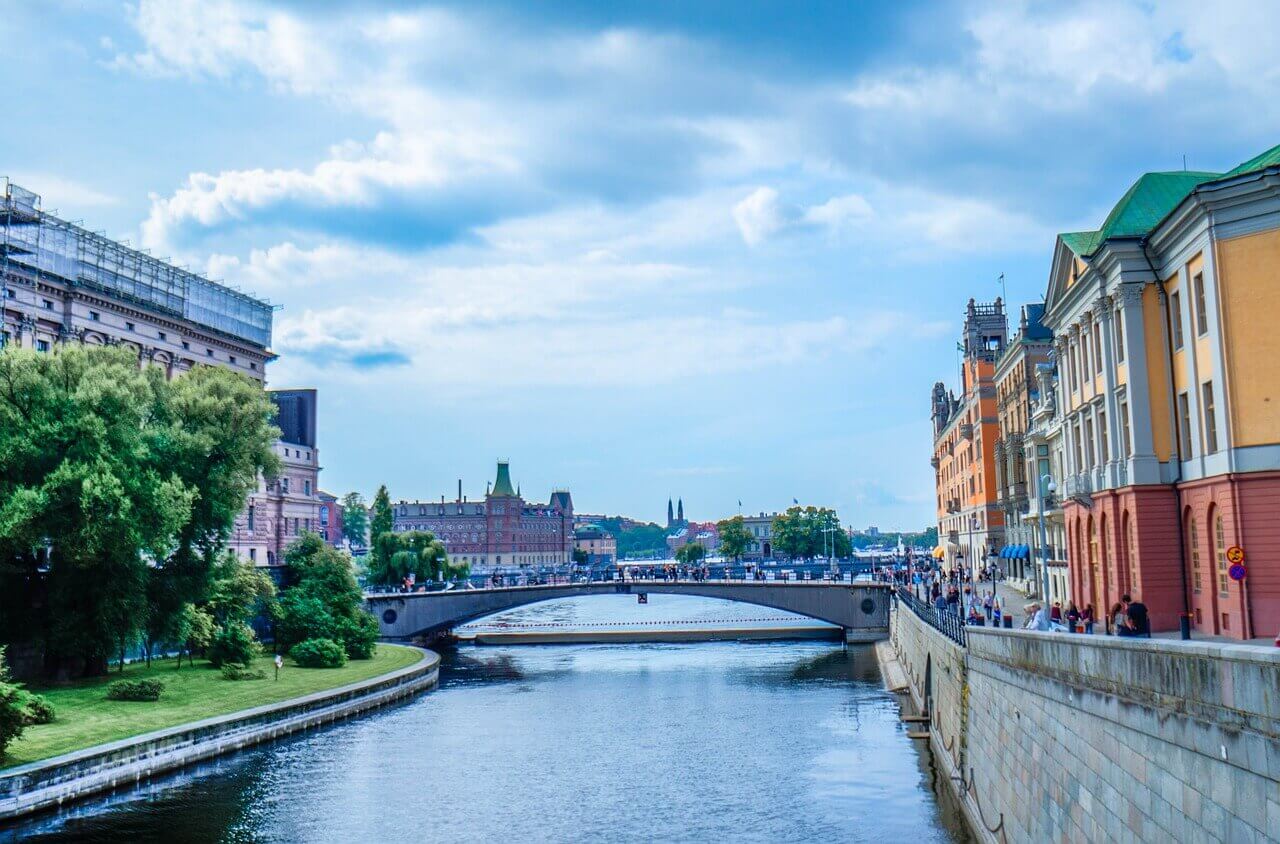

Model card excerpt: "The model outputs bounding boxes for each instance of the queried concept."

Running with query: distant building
[666,522,717,556]
[318,490,344,547]
[741,512,779,562]
[574,524,616,568]
[389,461,573,570]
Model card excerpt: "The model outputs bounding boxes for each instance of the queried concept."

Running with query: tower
[677,498,684,523]
[668,498,674,527]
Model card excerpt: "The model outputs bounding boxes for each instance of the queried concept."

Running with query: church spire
[668,498,674,527]
[677,498,684,522]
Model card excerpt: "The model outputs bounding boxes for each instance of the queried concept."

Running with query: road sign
[1228,564,1246,582]
[1226,545,1245,565]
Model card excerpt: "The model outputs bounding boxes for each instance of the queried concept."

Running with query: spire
[667,498,674,526]
[491,461,516,497]
[677,498,684,522]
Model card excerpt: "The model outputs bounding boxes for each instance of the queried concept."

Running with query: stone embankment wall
[892,605,1280,843]
[0,648,439,822]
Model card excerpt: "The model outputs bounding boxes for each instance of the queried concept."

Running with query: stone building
[390,461,574,570]
[1041,142,1280,637]
[573,524,616,568]
[741,512,779,561]
[992,303,1053,590]
[930,299,1007,571]
[1,179,321,575]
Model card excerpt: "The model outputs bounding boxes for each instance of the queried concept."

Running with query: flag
[737,500,742,508]
[792,498,798,505]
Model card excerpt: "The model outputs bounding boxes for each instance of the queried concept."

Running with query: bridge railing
[895,586,967,646]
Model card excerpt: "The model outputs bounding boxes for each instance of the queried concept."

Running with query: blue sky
[5,1,1280,528]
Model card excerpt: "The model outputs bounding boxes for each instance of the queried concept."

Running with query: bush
[337,611,380,660]
[220,664,267,681]
[289,638,347,668]
[106,679,164,701]
[207,622,261,668]
[1,648,28,758]
[18,691,55,725]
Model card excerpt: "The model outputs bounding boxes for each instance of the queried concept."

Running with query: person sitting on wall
[1023,602,1051,631]
[1122,594,1151,638]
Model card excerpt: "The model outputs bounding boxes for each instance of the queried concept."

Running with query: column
[1093,295,1122,487]
[1115,284,1160,484]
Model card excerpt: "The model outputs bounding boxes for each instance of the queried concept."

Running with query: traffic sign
[1226,545,1245,565]
[1228,564,1246,582]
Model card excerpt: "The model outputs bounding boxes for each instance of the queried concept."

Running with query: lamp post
[1035,473,1056,604]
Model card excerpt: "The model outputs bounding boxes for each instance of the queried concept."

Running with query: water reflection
[5,598,971,844]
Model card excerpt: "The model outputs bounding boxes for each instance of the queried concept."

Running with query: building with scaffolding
[1,179,321,573]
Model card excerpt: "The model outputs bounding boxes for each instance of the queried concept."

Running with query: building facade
[1,179,319,575]
[317,491,344,547]
[390,462,574,570]
[741,512,779,562]
[993,304,1053,590]
[1042,143,1280,637]
[573,524,617,568]
[931,299,1007,571]
[1021,360,1071,605]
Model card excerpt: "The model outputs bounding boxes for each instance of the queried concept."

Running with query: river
[4,596,972,843]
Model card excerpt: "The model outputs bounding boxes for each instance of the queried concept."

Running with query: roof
[1059,171,1221,258]
[491,461,516,497]
[1223,142,1280,178]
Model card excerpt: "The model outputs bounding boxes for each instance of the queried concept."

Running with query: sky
[4,1,1280,529]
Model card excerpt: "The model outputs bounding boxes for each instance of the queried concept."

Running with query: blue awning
[1016,545,1030,558]
[999,546,1012,558]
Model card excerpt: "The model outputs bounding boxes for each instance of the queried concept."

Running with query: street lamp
[1035,473,1056,604]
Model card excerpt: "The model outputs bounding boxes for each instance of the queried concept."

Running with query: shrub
[220,664,267,681]
[207,622,261,668]
[289,638,347,668]
[0,648,28,758]
[18,691,55,725]
[106,678,164,701]
[337,611,380,660]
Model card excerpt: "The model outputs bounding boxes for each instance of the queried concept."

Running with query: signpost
[1229,564,1247,582]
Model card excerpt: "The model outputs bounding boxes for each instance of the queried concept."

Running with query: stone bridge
[367,580,892,642]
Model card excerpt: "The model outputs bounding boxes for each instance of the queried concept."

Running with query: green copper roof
[1058,170,1221,258]
[491,461,516,497]
[1224,142,1280,177]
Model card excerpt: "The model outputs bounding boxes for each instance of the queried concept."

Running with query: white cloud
[733,187,873,246]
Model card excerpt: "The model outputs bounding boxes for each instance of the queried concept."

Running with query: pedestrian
[1081,603,1095,635]
[992,597,1002,628]
[1024,602,1050,631]
[1110,602,1128,636]
[1065,601,1080,633]
[934,592,948,612]
[983,591,993,622]
[1123,593,1151,638]
[968,604,984,626]
[1049,601,1063,625]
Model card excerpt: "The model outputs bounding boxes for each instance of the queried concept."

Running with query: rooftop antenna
[1183,154,1187,172]
[998,272,1007,307]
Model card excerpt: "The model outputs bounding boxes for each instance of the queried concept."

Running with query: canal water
[5,597,972,843]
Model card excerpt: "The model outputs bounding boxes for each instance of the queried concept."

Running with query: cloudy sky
[6,1,1279,528]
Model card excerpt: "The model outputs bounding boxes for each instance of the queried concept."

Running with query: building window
[1214,511,1228,598]
[229,355,237,364]
[158,331,166,341]
[1080,334,1090,383]
[182,341,190,350]
[1098,409,1108,463]
[1084,418,1095,467]
[41,299,53,309]
[1177,392,1192,458]
[125,321,135,332]
[1171,291,1185,349]
[249,548,256,562]
[89,311,100,321]
[1202,381,1218,453]
[249,362,257,370]
[1115,316,1125,363]
[206,348,214,358]
[304,480,312,496]
[1119,400,1131,457]
[1188,512,1201,593]
[36,339,50,352]
[1070,345,1079,392]
[247,505,255,532]
[281,478,289,493]
[1125,513,1137,594]
[1193,273,1208,337]
[1093,322,1103,375]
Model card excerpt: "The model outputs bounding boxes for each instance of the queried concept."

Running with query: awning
[1000,546,1012,558]
[931,546,946,559]
[1015,545,1030,558]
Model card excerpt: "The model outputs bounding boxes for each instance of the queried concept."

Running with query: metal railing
[895,586,967,646]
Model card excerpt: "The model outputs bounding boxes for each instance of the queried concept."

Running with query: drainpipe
[1142,239,1192,639]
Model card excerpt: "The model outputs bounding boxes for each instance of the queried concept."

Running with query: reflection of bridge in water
[367,580,892,642]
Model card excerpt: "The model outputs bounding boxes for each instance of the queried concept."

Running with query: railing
[895,586,967,646]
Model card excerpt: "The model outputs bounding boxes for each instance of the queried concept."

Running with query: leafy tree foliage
[290,638,347,669]
[716,516,752,562]
[363,528,467,587]
[204,553,275,667]
[571,547,589,566]
[770,507,850,561]
[277,533,380,660]
[1,648,30,759]
[341,492,368,547]
[675,542,707,564]
[0,345,278,677]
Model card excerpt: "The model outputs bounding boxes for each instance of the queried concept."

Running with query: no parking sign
[1226,545,1246,581]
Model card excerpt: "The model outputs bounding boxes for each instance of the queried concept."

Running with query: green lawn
[2,644,423,769]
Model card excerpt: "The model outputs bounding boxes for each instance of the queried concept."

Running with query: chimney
[458,479,462,502]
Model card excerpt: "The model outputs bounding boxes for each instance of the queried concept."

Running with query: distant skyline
[6,1,1280,528]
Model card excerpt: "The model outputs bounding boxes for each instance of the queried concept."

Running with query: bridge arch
[367,581,891,642]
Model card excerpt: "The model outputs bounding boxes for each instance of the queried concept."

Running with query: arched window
[1088,515,1100,604]
[1099,513,1109,603]
[1213,507,1228,598]
[1185,507,1201,593]
[1123,511,1136,594]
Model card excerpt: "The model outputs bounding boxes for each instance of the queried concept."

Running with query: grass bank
[3,644,422,769]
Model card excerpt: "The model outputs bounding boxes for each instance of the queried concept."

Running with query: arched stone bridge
[367,581,892,642]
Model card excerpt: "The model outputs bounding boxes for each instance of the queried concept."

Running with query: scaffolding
[1,179,273,348]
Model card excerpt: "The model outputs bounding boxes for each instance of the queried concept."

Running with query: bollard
[1003,616,1012,629]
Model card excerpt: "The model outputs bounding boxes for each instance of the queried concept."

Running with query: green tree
[364,529,451,588]
[675,542,707,564]
[572,547,589,566]
[1,647,29,760]
[278,532,380,659]
[771,507,848,561]
[341,492,368,547]
[204,552,275,667]
[368,485,395,577]
[716,516,752,562]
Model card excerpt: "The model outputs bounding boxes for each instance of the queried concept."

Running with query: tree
[771,507,848,561]
[716,516,752,562]
[364,529,452,588]
[278,532,379,659]
[572,547,589,566]
[205,552,276,667]
[368,485,395,577]
[0,648,28,761]
[675,542,707,564]
[0,345,279,678]
[341,492,369,547]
